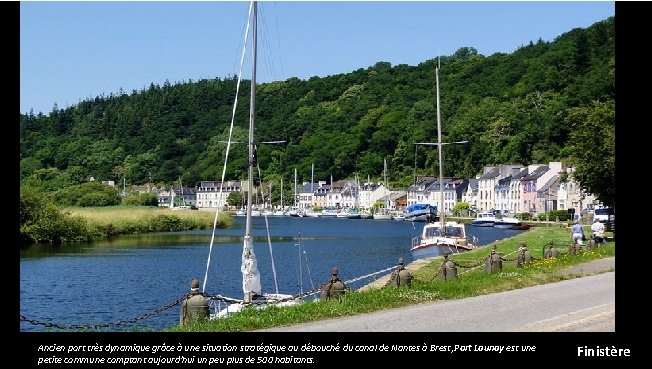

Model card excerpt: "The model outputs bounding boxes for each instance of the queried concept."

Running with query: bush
[51,182,121,207]
[516,212,532,221]
[122,192,159,206]
[20,188,96,244]
[537,210,571,222]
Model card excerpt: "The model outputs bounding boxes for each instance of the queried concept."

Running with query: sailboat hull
[410,243,474,259]
[211,293,301,319]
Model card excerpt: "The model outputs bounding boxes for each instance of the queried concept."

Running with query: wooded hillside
[20,17,614,193]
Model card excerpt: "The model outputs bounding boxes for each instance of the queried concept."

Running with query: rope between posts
[20,294,188,331]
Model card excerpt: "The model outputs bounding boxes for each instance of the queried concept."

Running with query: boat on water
[471,212,496,227]
[374,158,393,220]
[345,208,362,219]
[402,203,437,222]
[410,221,474,259]
[203,1,301,319]
[373,209,393,220]
[493,214,523,229]
[410,61,474,259]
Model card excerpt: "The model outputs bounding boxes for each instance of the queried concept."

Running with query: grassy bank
[65,206,233,238]
[169,225,614,332]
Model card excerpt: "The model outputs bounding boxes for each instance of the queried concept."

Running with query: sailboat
[272,179,286,216]
[204,1,301,318]
[410,62,474,259]
[288,168,301,217]
[171,177,191,210]
[373,158,393,220]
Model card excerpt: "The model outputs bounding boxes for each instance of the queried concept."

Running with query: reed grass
[64,206,233,238]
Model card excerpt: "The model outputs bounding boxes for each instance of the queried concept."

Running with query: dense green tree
[566,99,615,208]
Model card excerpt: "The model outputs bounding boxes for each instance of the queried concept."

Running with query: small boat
[510,224,531,230]
[410,220,475,259]
[402,203,436,222]
[373,209,393,220]
[345,208,362,219]
[493,215,522,229]
[317,209,338,218]
[471,212,496,227]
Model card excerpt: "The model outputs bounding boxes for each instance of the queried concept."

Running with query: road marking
[515,303,615,332]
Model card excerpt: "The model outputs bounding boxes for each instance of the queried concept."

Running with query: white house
[196,180,241,209]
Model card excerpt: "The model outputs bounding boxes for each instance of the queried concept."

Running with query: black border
[14,1,636,366]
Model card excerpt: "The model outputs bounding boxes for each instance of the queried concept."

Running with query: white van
[593,207,614,224]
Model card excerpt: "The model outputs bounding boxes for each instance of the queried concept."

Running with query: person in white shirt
[591,219,606,244]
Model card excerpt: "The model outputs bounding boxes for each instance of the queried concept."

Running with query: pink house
[520,166,550,214]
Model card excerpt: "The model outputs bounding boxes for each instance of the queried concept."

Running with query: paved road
[258,271,615,332]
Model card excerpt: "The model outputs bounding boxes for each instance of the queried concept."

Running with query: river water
[19,216,524,332]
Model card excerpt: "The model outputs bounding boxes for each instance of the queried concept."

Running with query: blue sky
[20,1,615,115]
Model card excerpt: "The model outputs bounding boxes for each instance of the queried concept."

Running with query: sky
[20,0,615,115]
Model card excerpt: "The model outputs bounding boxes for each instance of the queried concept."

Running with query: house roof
[497,176,512,186]
[425,178,458,192]
[388,191,407,201]
[478,167,500,180]
[537,175,559,193]
[512,167,529,180]
[297,182,321,193]
[466,178,479,191]
[521,165,549,181]
[407,177,437,192]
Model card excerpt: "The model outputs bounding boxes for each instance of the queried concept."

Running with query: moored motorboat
[493,215,522,229]
[471,212,496,227]
[403,203,436,222]
[410,220,475,259]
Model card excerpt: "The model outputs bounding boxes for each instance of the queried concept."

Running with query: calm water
[19,216,524,332]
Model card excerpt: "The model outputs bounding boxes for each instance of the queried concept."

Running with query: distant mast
[384,158,388,209]
[294,168,298,208]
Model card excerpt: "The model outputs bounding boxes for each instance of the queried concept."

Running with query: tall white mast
[242,0,261,302]
[436,64,444,227]
[415,60,467,227]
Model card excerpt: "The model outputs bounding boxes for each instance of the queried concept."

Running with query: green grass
[168,225,614,332]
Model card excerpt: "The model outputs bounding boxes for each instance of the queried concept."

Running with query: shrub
[20,188,95,244]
